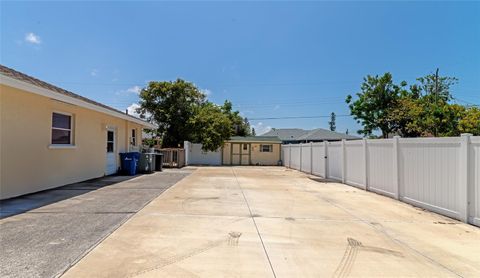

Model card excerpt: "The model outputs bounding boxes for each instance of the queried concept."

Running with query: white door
[105,128,117,175]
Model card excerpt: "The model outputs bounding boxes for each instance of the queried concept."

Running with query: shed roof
[0,64,155,128]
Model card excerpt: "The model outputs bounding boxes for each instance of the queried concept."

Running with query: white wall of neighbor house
[184,141,222,165]
[283,135,480,227]
[0,84,145,200]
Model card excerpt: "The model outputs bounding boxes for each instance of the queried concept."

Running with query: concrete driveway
[62,166,480,277]
[0,169,193,278]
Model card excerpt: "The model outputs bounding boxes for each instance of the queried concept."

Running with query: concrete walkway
[63,167,480,277]
[0,169,193,278]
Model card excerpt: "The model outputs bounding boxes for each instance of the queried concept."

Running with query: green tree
[458,107,480,135]
[189,102,233,151]
[251,127,256,136]
[138,79,206,147]
[328,112,336,131]
[346,73,406,137]
[221,101,251,136]
[138,79,251,150]
[415,70,458,136]
[387,88,424,137]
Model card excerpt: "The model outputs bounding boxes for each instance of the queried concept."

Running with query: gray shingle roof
[263,128,359,141]
[262,128,309,141]
[228,136,282,143]
[297,128,359,141]
[0,64,151,125]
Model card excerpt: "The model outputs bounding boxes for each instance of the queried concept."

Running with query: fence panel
[345,140,365,188]
[290,145,301,170]
[470,137,480,226]
[282,136,479,226]
[311,142,326,177]
[184,142,222,165]
[367,139,396,197]
[399,137,462,220]
[301,143,311,173]
[327,142,342,181]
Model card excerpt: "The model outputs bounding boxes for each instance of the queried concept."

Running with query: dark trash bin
[154,153,163,171]
[138,153,155,173]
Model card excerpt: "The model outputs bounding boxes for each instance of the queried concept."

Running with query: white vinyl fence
[184,141,222,165]
[283,134,480,227]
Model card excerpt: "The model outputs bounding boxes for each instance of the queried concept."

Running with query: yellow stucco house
[222,136,282,166]
[0,65,155,200]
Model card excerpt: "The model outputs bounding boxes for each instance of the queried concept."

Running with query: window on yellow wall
[52,112,73,145]
[131,129,136,146]
[260,144,273,152]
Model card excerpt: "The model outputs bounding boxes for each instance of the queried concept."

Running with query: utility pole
[434,68,439,137]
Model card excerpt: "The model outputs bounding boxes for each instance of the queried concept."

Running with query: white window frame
[50,111,75,148]
[107,128,116,153]
[260,144,273,152]
[131,128,137,146]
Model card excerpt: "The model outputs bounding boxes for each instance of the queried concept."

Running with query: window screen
[260,144,273,152]
[52,113,72,144]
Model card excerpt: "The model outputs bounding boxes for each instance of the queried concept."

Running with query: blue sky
[1,1,479,135]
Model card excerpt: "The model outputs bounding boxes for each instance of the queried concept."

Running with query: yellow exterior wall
[250,143,281,165]
[221,142,281,166]
[0,84,145,199]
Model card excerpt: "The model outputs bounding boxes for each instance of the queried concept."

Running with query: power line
[249,114,352,121]
[452,97,479,107]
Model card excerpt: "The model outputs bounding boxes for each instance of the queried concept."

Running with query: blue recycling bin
[120,152,141,175]
[124,157,137,176]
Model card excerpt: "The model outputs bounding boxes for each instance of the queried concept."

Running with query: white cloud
[25,32,41,44]
[251,122,272,135]
[201,88,212,97]
[126,103,141,117]
[90,69,98,77]
[127,85,141,94]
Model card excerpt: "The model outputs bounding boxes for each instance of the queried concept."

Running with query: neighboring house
[263,128,359,144]
[0,65,156,199]
[185,136,283,166]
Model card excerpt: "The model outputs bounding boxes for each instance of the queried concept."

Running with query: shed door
[240,144,250,165]
[105,129,117,175]
[231,143,250,165]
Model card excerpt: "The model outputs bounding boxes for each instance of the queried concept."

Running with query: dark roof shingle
[263,128,359,141]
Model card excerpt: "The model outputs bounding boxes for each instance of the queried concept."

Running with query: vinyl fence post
[300,143,303,171]
[459,133,472,223]
[363,138,368,191]
[289,144,291,168]
[393,136,400,200]
[324,141,328,179]
[184,141,190,166]
[310,142,313,174]
[341,139,346,184]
